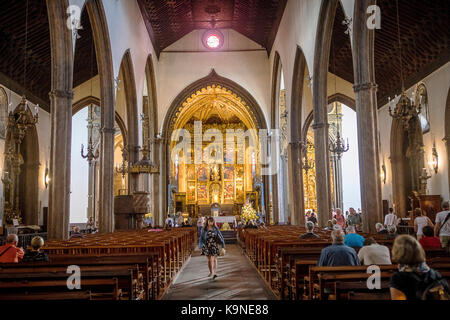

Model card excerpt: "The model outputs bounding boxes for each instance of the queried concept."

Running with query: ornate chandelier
[329,129,349,160]
[81,137,99,165]
[388,0,421,128]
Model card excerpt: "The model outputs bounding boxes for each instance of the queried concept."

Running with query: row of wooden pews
[0,228,197,300]
[239,226,450,300]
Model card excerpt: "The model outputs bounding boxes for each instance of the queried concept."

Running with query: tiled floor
[163,244,276,300]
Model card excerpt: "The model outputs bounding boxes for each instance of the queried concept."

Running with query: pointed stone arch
[288,47,307,226]
[144,55,160,225]
[160,70,268,225]
[312,0,340,227]
[85,0,116,234]
[117,50,139,194]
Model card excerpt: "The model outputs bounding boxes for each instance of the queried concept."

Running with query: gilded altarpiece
[169,85,262,214]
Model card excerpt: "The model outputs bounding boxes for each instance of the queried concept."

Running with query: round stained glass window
[202,30,224,50]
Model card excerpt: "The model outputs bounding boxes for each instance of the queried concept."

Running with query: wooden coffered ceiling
[330,0,450,107]
[0,0,447,112]
[0,0,51,109]
[137,0,288,56]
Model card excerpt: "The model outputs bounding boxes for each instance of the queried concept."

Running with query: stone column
[354,83,382,232]
[46,0,74,240]
[331,154,344,210]
[159,138,169,227]
[288,141,305,226]
[48,90,73,240]
[312,121,332,227]
[353,0,383,233]
[151,137,161,226]
[99,127,115,233]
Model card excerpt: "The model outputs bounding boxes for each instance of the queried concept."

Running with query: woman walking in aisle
[199,217,226,280]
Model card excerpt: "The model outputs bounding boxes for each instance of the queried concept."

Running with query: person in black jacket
[23,236,48,263]
[199,217,226,279]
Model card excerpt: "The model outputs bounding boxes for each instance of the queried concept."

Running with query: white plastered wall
[378,62,450,204]
[156,29,271,132]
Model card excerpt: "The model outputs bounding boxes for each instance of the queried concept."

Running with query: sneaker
[213,274,218,280]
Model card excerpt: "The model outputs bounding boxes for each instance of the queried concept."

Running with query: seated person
[308,213,318,225]
[70,226,85,239]
[0,234,24,263]
[300,221,320,239]
[376,222,388,234]
[318,229,360,266]
[344,226,365,248]
[390,235,450,300]
[357,237,391,265]
[386,225,398,240]
[324,220,333,230]
[23,236,49,263]
[419,226,441,249]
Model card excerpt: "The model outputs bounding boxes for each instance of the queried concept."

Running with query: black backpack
[413,269,450,300]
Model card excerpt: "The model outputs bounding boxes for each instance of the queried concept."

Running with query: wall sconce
[381,163,387,184]
[429,141,439,174]
[44,163,49,189]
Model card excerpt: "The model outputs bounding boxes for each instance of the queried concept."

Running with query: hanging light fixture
[81,40,99,166]
[388,0,421,129]
[202,5,224,50]
[429,140,439,174]
[328,39,349,160]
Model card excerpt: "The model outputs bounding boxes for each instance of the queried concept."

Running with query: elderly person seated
[386,225,398,240]
[0,234,24,263]
[318,229,360,266]
[389,235,450,300]
[300,221,320,239]
[70,226,85,239]
[23,236,49,263]
[358,237,391,265]
[344,226,365,249]
[419,226,442,249]
[376,222,388,234]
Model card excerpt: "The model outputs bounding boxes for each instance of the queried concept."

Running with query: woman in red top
[419,226,442,249]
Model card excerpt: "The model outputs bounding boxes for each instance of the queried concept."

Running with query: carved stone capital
[49,90,74,100]
[311,122,329,130]
[101,127,116,134]
[289,141,304,149]
[353,82,378,93]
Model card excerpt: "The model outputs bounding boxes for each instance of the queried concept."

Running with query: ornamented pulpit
[114,192,150,230]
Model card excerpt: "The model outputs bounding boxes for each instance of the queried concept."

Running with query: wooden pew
[0,278,120,300]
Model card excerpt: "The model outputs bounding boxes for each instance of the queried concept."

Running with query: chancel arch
[161,70,268,223]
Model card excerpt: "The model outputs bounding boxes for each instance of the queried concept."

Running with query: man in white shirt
[358,238,391,265]
[435,201,450,249]
[384,208,398,227]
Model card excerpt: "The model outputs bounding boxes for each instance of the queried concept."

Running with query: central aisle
[163,244,276,300]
